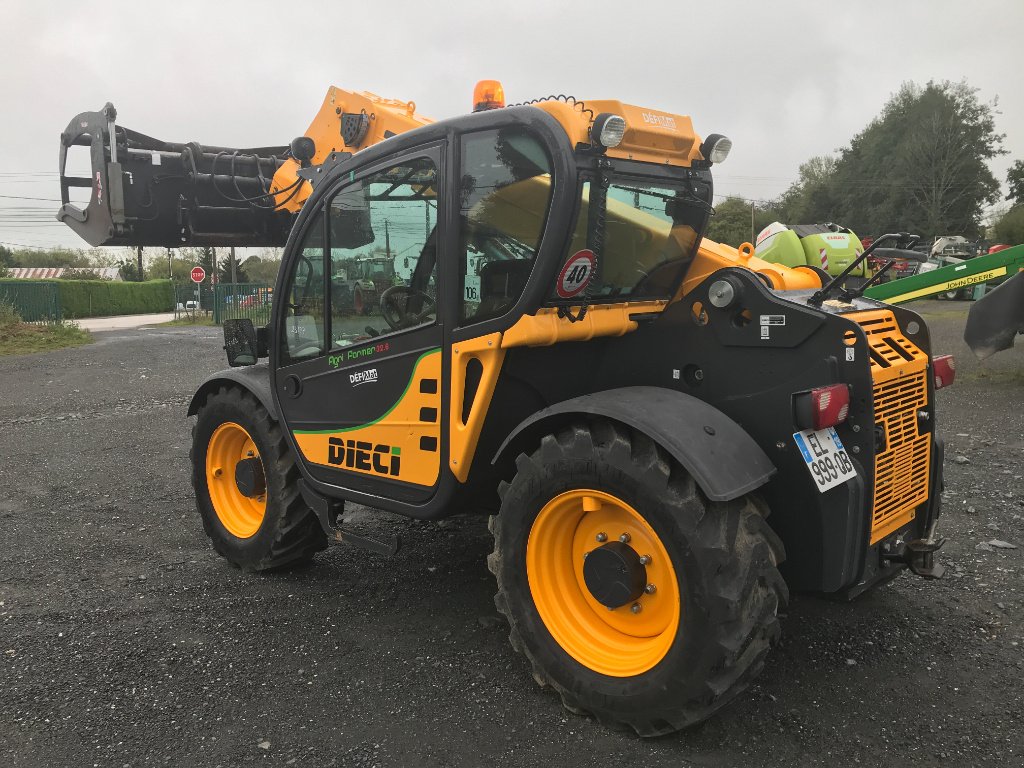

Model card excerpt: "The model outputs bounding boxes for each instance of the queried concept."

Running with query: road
[1,302,1022,767]
[73,313,176,332]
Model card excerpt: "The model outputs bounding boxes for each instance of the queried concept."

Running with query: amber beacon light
[473,80,506,111]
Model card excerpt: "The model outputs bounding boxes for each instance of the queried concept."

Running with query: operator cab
[257,93,723,516]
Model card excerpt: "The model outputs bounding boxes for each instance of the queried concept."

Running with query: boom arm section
[56,90,432,248]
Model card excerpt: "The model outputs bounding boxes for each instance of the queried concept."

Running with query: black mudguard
[187,363,275,418]
[493,386,776,503]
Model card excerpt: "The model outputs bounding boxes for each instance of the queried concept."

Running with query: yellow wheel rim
[205,422,267,539]
[526,489,680,677]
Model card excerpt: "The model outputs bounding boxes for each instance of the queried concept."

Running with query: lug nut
[595,532,607,543]
[638,554,651,565]
[630,602,642,614]
[644,584,657,595]
[619,533,631,544]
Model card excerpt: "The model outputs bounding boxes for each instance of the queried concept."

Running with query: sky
[2,0,1022,254]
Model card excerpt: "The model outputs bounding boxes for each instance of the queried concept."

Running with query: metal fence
[214,283,273,326]
[0,281,62,323]
[174,282,273,325]
[173,283,215,319]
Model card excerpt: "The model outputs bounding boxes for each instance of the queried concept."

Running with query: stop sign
[190,266,206,283]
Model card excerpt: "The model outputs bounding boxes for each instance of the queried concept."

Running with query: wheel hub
[234,456,266,499]
[582,541,647,608]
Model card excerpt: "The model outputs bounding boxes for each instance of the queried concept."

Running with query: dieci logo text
[328,438,401,476]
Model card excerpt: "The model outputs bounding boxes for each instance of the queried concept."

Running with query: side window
[459,128,553,323]
[560,179,705,301]
[280,210,326,365]
[328,157,439,349]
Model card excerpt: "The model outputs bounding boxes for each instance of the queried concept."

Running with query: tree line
[706,80,1023,248]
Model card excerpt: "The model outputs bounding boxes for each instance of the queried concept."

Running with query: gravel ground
[1,300,1022,767]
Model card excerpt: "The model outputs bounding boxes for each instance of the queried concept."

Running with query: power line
[0,193,63,202]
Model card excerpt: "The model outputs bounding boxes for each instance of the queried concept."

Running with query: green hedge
[0,279,174,318]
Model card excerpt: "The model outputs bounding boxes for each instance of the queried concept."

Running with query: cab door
[272,145,448,505]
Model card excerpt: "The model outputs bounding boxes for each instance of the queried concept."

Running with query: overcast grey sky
[2,0,1022,252]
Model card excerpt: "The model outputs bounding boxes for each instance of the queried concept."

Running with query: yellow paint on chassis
[527,489,681,677]
[206,422,267,539]
[292,350,442,487]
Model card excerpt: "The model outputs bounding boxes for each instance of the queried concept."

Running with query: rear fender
[187,364,275,418]
[493,386,775,502]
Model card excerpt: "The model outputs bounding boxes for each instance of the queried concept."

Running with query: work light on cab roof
[592,112,627,149]
[700,132,732,164]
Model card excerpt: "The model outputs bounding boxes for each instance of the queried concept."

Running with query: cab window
[458,128,553,323]
[328,157,439,349]
[561,179,707,301]
[280,210,326,365]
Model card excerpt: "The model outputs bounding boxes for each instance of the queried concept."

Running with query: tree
[197,247,216,284]
[0,245,13,268]
[117,258,140,281]
[706,197,776,248]
[241,254,282,284]
[217,258,250,285]
[993,205,1024,245]
[772,156,844,225]
[1007,160,1024,204]
[777,80,1004,239]
[60,268,106,280]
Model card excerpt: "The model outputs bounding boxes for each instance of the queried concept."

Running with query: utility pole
[136,245,144,281]
[384,219,391,259]
[211,246,218,285]
[229,246,237,284]
[167,247,172,279]
[750,202,755,245]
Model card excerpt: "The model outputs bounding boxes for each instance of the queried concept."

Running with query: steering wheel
[380,285,436,330]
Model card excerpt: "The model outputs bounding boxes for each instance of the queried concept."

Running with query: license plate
[792,427,857,492]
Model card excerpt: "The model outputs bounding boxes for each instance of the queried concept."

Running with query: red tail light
[810,384,850,429]
[933,354,955,389]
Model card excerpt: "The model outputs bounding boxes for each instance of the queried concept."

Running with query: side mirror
[223,319,264,367]
[329,182,376,249]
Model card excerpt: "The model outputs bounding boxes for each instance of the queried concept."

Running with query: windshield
[560,177,710,301]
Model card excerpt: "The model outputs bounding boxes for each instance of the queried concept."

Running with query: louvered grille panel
[850,311,931,544]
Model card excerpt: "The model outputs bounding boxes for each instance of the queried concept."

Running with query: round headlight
[700,133,732,164]
[592,113,626,149]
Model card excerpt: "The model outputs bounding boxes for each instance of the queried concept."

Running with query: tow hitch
[881,525,946,579]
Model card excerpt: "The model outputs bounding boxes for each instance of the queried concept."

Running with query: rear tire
[191,386,326,571]
[488,420,787,736]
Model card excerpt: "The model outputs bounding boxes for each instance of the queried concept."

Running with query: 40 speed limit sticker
[555,249,596,299]
[792,426,857,492]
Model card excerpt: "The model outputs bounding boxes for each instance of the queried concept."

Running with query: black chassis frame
[190,105,944,596]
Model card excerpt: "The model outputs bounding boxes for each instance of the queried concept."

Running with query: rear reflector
[810,384,850,430]
[932,354,955,389]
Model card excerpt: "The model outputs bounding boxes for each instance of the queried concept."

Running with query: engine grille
[850,311,931,544]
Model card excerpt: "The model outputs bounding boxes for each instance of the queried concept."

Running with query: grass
[0,309,92,356]
[153,315,217,327]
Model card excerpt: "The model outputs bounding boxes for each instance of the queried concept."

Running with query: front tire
[191,386,326,571]
[488,421,787,736]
